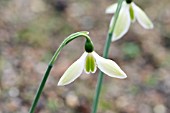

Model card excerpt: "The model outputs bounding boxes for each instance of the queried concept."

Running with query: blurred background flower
[0,0,170,113]
[106,0,154,41]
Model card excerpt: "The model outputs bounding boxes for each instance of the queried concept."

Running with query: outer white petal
[105,3,118,14]
[111,5,131,41]
[132,3,154,29]
[92,52,127,79]
[58,52,87,86]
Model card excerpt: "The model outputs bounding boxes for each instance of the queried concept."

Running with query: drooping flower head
[58,39,127,86]
[106,0,154,41]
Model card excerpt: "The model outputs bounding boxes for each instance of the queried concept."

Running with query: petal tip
[121,74,127,79]
[57,80,65,86]
[119,70,127,79]
[148,23,154,29]
[111,37,119,42]
[57,80,72,86]
[141,21,154,29]
[111,35,123,42]
[57,83,63,86]
[113,73,127,79]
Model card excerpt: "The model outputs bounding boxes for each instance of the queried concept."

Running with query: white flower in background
[106,1,154,41]
[58,51,127,86]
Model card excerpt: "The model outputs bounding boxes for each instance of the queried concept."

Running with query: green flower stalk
[91,0,125,113]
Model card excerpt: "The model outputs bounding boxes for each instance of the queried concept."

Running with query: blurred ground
[0,0,170,113]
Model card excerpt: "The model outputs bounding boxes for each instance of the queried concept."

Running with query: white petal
[105,3,118,14]
[111,5,131,41]
[58,52,87,86]
[132,3,154,29]
[93,52,127,79]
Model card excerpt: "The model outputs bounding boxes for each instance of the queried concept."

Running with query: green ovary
[85,54,96,73]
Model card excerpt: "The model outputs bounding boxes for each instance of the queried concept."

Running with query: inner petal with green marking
[85,53,97,74]
[129,4,135,22]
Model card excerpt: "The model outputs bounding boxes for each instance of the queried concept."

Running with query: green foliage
[129,85,140,95]
[16,28,48,47]
[161,54,170,67]
[99,99,113,111]
[0,0,10,7]
[122,42,141,60]
[46,98,58,112]
[15,15,73,47]
[145,75,158,87]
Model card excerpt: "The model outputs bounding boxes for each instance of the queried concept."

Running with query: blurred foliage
[14,12,73,47]
[162,55,170,66]
[145,74,158,87]
[99,99,113,111]
[0,0,10,7]
[46,98,58,112]
[122,42,141,60]
[129,85,140,95]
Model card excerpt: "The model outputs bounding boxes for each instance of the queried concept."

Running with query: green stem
[91,0,124,113]
[91,33,112,113]
[29,65,52,113]
[29,31,93,113]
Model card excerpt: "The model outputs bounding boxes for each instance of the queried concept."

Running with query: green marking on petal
[85,55,90,73]
[85,53,96,73]
[90,54,95,72]
[129,5,135,21]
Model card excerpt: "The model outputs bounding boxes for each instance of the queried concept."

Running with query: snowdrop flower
[58,51,127,86]
[106,0,154,41]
